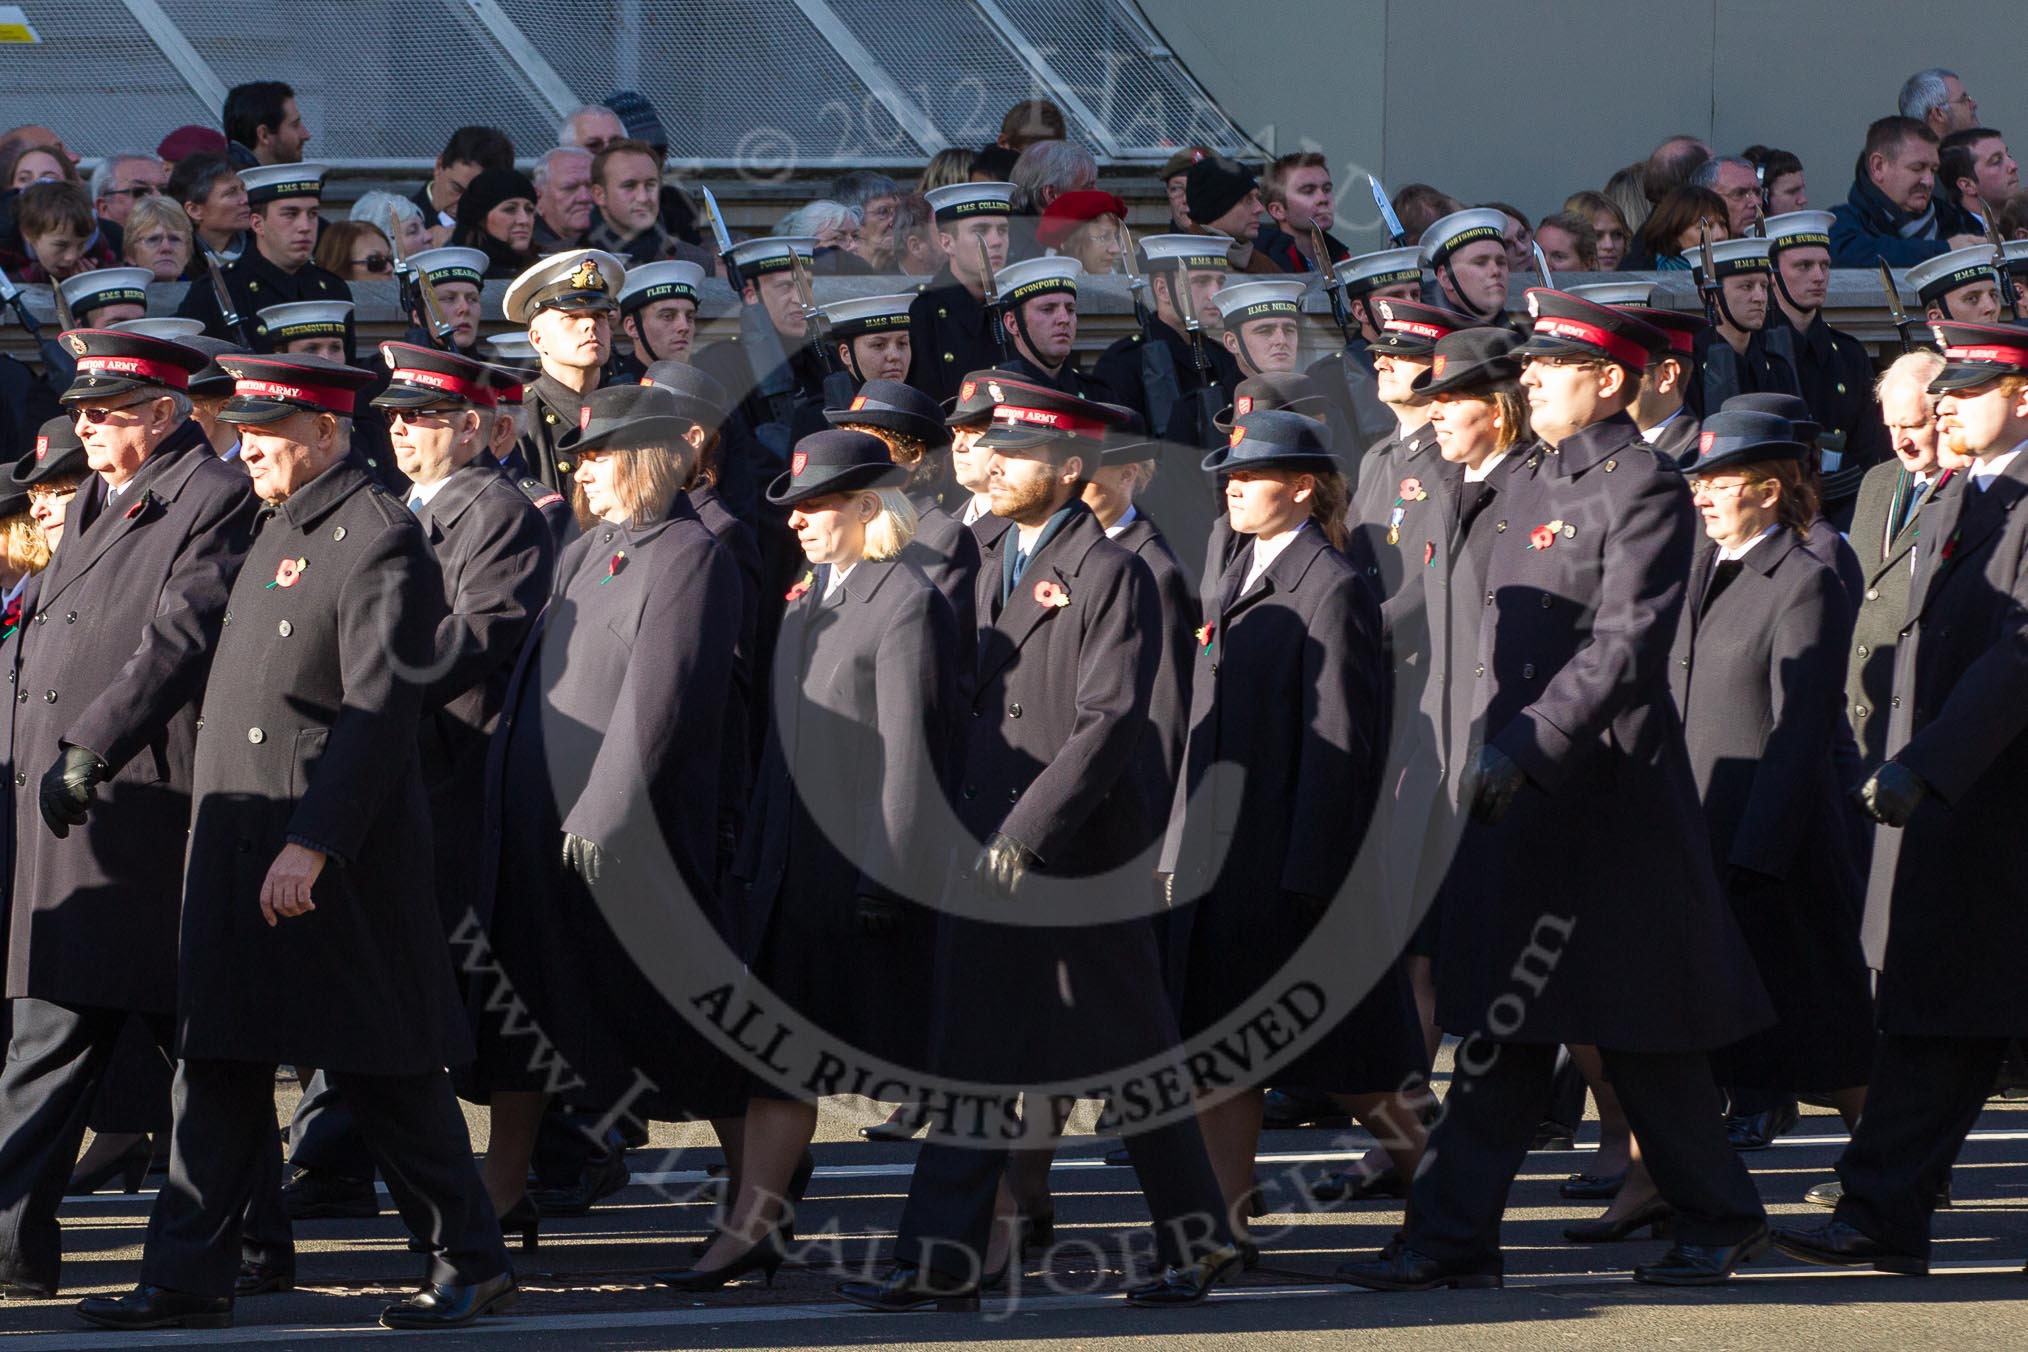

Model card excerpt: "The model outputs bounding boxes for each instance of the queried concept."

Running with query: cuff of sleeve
[285,834,346,867]
[1492,709,1575,795]
[1889,747,1951,809]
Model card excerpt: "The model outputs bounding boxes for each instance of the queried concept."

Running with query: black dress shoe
[1772,1221,1928,1275]
[379,1272,518,1329]
[76,1285,232,1330]
[860,1107,927,1142]
[1724,1101,1800,1151]
[1563,1197,1673,1243]
[0,1277,54,1299]
[1530,1122,1577,1151]
[836,1263,980,1313]
[1558,1170,1626,1200]
[1125,1244,1242,1306]
[499,1194,540,1251]
[1632,1224,1771,1285]
[657,1232,784,1291]
[1805,1178,1949,1211]
[1261,1088,1350,1130]
[529,1148,628,1217]
[232,1260,294,1297]
[1335,1245,1502,1291]
[1310,1164,1406,1203]
[281,1168,380,1220]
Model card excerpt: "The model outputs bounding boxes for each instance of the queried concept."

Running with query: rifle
[388,211,454,349]
[1368,174,1407,248]
[788,246,855,410]
[1695,224,1722,329]
[1877,261,1917,354]
[1984,210,2019,322]
[1171,253,1219,447]
[976,237,1013,363]
[1121,233,1184,437]
[194,241,253,348]
[0,264,75,385]
[701,187,800,442]
[1312,222,1352,341]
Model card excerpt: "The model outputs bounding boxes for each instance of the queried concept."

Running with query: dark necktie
[1895,478,1928,538]
[1702,558,1744,615]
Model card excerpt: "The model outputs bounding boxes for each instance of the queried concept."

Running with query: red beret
[156,124,227,164]
[1037,190,1128,250]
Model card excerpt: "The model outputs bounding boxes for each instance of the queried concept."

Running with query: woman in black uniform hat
[1161,408,1425,1251]
[662,430,960,1290]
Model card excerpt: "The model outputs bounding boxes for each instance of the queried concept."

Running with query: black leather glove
[1856,760,1928,828]
[972,831,1039,902]
[1465,744,1527,824]
[1727,864,1782,896]
[39,744,106,839]
[856,894,901,936]
[560,833,604,883]
[1283,888,1331,921]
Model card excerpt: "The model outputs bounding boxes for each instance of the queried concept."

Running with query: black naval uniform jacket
[1767,306,1891,526]
[6,423,256,1014]
[905,266,1004,405]
[929,502,1178,1083]
[414,460,556,933]
[689,481,761,873]
[515,372,596,495]
[1844,460,1955,771]
[1862,450,2028,1036]
[1348,419,1443,608]
[178,457,468,1073]
[1687,327,1801,418]
[175,248,353,354]
[904,491,981,676]
[1644,408,1703,469]
[1110,511,1198,794]
[1307,340,1396,458]
[1433,416,1773,1052]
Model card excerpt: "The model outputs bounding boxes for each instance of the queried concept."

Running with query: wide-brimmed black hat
[1721,392,1819,443]
[216,353,374,424]
[557,383,690,453]
[1514,288,1662,371]
[1098,406,1158,466]
[1412,327,1525,397]
[766,429,908,506]
[639,360,731,433]
[1679,410,1807,477]
[1929,321,2028,392]
[826,378,953,449]
[14,414,88,487]
[1213,371,1328,431]
[1201,408,1339,473]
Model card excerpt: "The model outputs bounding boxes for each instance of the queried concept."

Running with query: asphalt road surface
[4,1083,2023,1349]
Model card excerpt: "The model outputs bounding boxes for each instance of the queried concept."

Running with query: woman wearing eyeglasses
[313,220,395,285]
[120,195,193,283]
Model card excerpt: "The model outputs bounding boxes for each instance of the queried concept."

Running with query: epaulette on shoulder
[518,477,567,511]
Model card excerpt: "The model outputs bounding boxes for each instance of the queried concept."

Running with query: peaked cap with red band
[56,329,210,404]
[1368,297,1479,357]
[216,352,376,425]
[973,376,1129,453]
[1929,320,2028,393]
[371,342,522,410]
[1514,288,1665,372]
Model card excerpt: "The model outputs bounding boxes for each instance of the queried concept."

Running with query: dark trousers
[1834,1033,2006,1260]
[1409,1040,1764,1264]
[895,1111,1231,1281]
[141,1058,507,1299]
[286,1069,376,1179]
[0,1000,172,1292]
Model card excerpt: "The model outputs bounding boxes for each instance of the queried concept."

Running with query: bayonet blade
[700,186,735,256]
[1530,239,1555,290]
[1369,174,1406,247]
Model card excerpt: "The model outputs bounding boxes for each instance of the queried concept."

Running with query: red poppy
[1424,540,1436,566]
[785,570,815,602]
[1398,476,1427,502]
[1195,620,1215,653]
[267,556,307,589]
[1528,525,1556,551]
[601,550,627,584]
[1033,579,1070,608]
[1942,531,1960,561]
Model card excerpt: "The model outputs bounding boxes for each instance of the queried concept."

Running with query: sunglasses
[386,406,462,424]
[354,254,393,275]
[73,396,156,425]
[104,183,160,199]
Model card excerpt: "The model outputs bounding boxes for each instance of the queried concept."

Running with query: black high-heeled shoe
[67,1138,153,1196]
[499,1194,540,1251]
[782,1150,815,1243]
[1562,1197,1674,1243]
[656,1231,785,1291]
[1017,1206,1055,1253]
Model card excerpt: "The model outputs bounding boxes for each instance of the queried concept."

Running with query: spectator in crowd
[532,146,596,251]
[0,124,78,171]
[1482,202,1534,273]
[1603,161,1652,235]
[3,143,74,191]
[1829,115,1983,266]
[1644,133,1714,204]
[121,192,193,281]
[1692,155,1765,235]
[1744,145,1808,213]
[1257,152,1347,272]
[1534,211,1598,271]
[888,193,944,277]
[916,148,976,195]
[314,219,394,284]
[89,153,168,228]
[1183,154,1278,274]
[413,126,515,240]
[1898,66,1979,140]
[997,98,1066,152]
[601,89,706,247]
[2001,189,2028,240]
[222,80,309,166]
[351,190,427,254]
[1639,184,1730,270]
[1390,182,1462,248]
[1038,190,1128,276]
[451,168,539,279]
[779,200,868,274]
[1010,140,1098,214]
[8,182,115,281]
[1563,190,1631,270]
[155,124,226,171]
[169,153,249,263]
[587,138,712,269]
[1159,146,1209,228]
[833,170,902,268]
[560,104,626,156]
[971,144,1019,181]
[1938,127,2018,231]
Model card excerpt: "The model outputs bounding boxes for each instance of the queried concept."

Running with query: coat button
[1495,521,1507,532]
[545,411,558,425]
[963,786,976,800]
[1008,788,1020,802]
[333,526,346,541]
[195,716,204,731]
[1474,664,1485,677]
[10,773,20,787]
[1484,591,1494,605]
[1865,587,1879,601]
[42,690,55,703]
[937,308,948,318]
[1856,644,1868,657]
[1539,594,1552,608]
[602,530,614,543]
[278,620,292,637]
[1891,696,1902,708]
[1522,663,1536,678]
[557,459,572,473]
[222,611,231,626]
[1853,704,1868,718]
[247,727,265,744]
[13,692,22,704]
[1008,703,1022,718]
[943,352,954,362]
[1680,656,1690,668]
[64,611,75,623]
[34,613,44,624]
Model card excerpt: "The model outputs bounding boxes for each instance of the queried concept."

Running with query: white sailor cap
[726,236,817,278]
[1134,233,1231,273]
[1905,245,2000,305]
[1566,282,1656,306]
[240,162,328,206]
[996,255,1082,305]
[1762,210,1837,255]
[1332,247,1422,295]
[924,181,1017,223]
[821,291,914,337]
[1419,208,1508,268]
[503,248,626,324]
[1692,237,1775,280]
[1213,278,1307,326]
[60,266,152,317]
[109,316,207,339]
[617,260,704,312]
[2004,238,2028,275]
[484,333,538,362]
[409,246,489,288]
[255,299,353,343]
